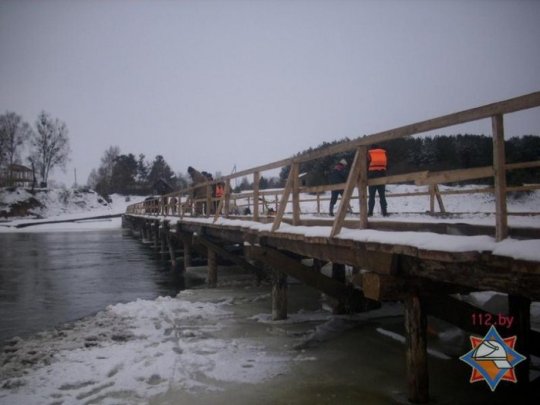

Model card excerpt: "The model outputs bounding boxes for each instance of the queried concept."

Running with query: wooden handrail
[126,91,540,240]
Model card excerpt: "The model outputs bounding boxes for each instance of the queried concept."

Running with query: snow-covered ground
[235,184,540,227]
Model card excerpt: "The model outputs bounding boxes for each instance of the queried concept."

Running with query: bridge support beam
[153,221,159,250]
[195,236,267,284]
[134,222,142,240]
[404,292,429,404]
[508,294,531,386]
[162,221,176,269]
[181,233,192,270]
[272,269,288,321]
[331,263,347,314]
[159,221,167,256]
[246,246,378,313]
[167,233,177,269]
[207,248,218,288]
[141,221,149,242]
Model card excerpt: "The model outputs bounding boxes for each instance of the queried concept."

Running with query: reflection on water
[0,229,189,343]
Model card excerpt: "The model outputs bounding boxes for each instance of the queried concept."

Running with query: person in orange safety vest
[368,144,388,216]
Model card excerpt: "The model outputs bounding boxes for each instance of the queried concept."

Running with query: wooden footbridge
[123,92,540,403]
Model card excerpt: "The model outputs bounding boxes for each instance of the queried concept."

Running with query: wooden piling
[182,233,192,270]
[331,263,347,314]
[508,294,531,386]
[331,262,346,283]
[272,269,288,321]
[207,247,217,288]
[163,221,177,269]
[160,221,167,255]
[167,233,177,269]
[153,221,159,250]
[404,292,429,404]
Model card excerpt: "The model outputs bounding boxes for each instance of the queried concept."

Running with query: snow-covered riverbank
[0,188,144,232]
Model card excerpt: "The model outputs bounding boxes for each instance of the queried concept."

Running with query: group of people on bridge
[187,166,224,215]
[184,144,388,218]
[145,145,389,219]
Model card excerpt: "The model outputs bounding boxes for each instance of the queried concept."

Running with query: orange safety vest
[368,149,387,171]
[215,184,224,198]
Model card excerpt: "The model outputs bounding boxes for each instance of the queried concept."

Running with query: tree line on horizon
[0,111,71,188]
[87,145,285,197]
[90,133,539,198]
[279,134,540,188]
[87,146,190,197]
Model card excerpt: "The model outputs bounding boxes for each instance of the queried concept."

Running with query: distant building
[0,164,34,187]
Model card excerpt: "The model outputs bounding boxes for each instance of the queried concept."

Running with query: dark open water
[0,229,189,344]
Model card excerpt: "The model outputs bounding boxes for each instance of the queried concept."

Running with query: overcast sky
[1,0,539,186]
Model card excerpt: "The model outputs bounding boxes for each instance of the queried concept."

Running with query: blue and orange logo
[460,325,526,391]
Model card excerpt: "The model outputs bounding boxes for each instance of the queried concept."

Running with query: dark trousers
[368,170,387,215]
[329,190,344,215]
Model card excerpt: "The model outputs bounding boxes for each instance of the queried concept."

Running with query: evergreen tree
[110,154,138,194]
[88,146,120,197]
[259,176,269,189]
[137,153,149,183]
[147,155,175,186]
[0,112,33,178]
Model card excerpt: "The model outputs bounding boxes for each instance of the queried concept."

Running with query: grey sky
[1,0,539,186]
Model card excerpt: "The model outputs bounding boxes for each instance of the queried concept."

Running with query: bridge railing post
[291,163,301,225]
[492,113,508,241]
[357,146,368,229]
[271,163,296,232]
[253,171,260,221]
[224,179,231,217]
[331,147,364,237]
[206,183,212,217]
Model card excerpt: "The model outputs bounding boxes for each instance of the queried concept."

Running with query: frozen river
[0,229,188,344]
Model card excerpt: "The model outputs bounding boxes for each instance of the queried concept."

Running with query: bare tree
[99,145,120,182]
[0,111,33,173]
[31,111,71,187]
[86,145,120,195]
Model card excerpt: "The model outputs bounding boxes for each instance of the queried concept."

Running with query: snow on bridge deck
[128,212,540,264]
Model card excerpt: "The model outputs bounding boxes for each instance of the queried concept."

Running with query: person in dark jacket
[328,158,348,216]
[368,144,388,216]
[188,166,208,215]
